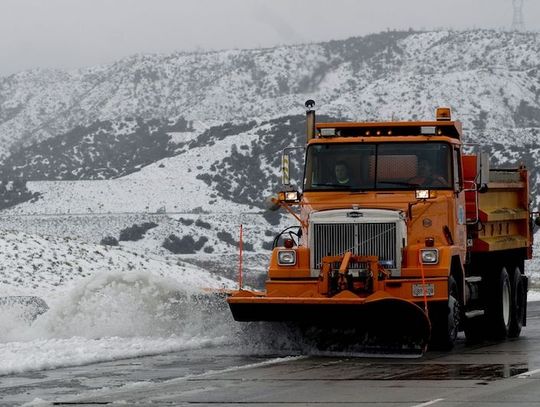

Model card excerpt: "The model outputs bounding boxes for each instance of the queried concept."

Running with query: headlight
[420,249,439,264]
[277,250,296,266]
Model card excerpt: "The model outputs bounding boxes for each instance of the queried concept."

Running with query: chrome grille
[312,222,397,270]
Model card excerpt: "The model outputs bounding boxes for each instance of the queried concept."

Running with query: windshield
[304,142,453,191]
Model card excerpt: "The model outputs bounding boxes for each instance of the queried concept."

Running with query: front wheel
[429,276,460,350]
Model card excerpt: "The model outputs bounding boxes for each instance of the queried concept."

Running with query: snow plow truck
[227,101,534,352]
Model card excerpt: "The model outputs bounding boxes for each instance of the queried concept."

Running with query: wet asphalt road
[3,303,540,406]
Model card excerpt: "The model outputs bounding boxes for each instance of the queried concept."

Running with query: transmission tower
[511,0,525,31]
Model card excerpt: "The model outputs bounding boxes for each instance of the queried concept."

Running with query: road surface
[3,303,540,406]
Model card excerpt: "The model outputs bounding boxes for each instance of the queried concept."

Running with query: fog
[0,0,537,75]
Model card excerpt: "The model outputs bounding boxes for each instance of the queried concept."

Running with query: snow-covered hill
[0,117,191,180]
[0,30,538,269]
[1,30,539,156]
[0,230,234,300]
[0,116,293,282]
[0,30,537,201]
[1,28,539,287]
[0,30,538,215]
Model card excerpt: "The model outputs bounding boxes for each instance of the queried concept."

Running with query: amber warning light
[436,107,452,121]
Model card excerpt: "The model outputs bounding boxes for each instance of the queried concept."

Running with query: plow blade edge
[228,292,431,352]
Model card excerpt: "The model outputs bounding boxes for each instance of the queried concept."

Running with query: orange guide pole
[238,224,243,289]
[419,257,428,314]
[419,258,430,353]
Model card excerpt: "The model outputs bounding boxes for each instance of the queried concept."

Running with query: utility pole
[511,0,525,31]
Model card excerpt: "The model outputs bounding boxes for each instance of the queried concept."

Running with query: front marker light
[285,191,299,202]
[278,190,300,203]
[420,249,439,264]
[278,250,296,266]
[415,189,437,200]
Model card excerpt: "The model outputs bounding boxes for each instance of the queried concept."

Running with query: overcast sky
[1,0,538,76]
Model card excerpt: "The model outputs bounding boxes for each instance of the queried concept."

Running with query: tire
[508,266,525,338]
[486,267,512,340]
[430,276,460,350]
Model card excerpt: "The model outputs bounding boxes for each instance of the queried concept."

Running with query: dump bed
[463,155,532,257]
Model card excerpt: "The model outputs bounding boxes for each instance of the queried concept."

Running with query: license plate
[412,283,434,297]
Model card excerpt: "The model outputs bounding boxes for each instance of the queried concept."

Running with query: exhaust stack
[305,99,316,141]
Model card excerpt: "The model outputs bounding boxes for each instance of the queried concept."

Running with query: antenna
[511,0,525,31]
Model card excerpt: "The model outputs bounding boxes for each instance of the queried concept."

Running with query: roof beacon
[436,107,452,121]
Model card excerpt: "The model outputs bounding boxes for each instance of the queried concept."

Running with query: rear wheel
[430,276,460,350]
[486,267,511,340]
[508,266,525,338]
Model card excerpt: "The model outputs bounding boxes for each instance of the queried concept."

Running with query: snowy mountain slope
[0,230,234,300]
[1,28,539,283]
[0,30,538,215]
[1,112,538,219]
[0,117,191,180]
[0,116,297,284]
[1,30,539,157]
[11,111,536,218]
[1,119,268,215]
[3,114,537,294]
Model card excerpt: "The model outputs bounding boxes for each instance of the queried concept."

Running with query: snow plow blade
[228,291,431,354]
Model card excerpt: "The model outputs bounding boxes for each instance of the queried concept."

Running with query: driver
[334,161,351,186]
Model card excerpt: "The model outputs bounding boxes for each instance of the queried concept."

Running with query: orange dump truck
[227,101,533,351]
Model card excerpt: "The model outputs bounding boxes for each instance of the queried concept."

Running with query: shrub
[119,222,158,241]
[178,218,194,226]
[100,236,119,246]
[216,230,236,246]
[195,219,212,229]
[217,230,254,251]
[162,234,208,254]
